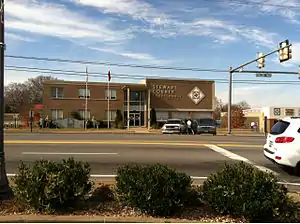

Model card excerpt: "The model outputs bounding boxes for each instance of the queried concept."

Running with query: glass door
[129,113,141,127]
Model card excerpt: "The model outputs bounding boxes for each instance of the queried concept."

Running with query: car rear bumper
[197,128,216,134]
[263,147,296,168]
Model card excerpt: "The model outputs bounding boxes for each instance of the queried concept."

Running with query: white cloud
[69,0,171,26]
[220,0,300,24]
[6,32,36,42]
[68,0,278,47]
[5,0,133,44]
[89,47,172,65]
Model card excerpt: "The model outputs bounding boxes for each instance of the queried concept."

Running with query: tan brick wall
[43,81,124,120]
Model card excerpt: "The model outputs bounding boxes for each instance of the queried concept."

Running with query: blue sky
[4,0,300,107]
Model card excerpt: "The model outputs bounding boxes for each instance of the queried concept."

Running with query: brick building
[42,78,215,127]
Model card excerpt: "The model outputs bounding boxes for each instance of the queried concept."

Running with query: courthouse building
[42,78,215,127]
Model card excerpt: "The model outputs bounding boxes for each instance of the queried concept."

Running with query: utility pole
[228,67,232,134]
[0,0,13,199]
[227,40,292,134]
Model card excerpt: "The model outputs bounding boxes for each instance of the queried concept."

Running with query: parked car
[161,119,187,134]
[195,118,217,135]
[264,117,300,174]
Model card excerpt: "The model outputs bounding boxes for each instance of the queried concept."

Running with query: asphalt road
[3,133,300,191]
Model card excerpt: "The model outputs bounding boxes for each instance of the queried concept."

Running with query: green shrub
[202,162,298,222]
[115,163,192,217]
[13,158,93,212]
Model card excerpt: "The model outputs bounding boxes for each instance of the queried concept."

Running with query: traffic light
[279,39,292,63]
[257,52,265,69]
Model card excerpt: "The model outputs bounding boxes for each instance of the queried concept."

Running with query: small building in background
[243,106,300,133]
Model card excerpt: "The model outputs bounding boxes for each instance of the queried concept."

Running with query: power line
[5,55,229,72]
[5,66,300,85]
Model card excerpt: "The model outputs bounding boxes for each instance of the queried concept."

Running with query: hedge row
[10,158,300,222]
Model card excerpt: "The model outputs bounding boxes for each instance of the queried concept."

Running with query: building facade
[243,106,300,132]
[42,78,215,127]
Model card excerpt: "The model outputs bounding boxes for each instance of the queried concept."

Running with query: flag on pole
[108,70,111,82]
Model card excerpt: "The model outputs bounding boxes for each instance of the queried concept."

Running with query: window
[78,110,91,120]
[78,88,91,99]
[166,119,181,124]
[51,109,63,120]
[270,120,290,135]
[105,89,117,100]
[198,118,216,125]
[105,110,117,121]
[51,87,64,98]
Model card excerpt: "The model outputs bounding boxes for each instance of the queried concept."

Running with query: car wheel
[295,162,300,176]
[282,165,296,175]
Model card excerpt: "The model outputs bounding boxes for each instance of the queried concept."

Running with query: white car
[264,117,300,174]
[161,119,187,134]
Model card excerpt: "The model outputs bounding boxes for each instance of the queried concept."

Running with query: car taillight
[275,136,295,143]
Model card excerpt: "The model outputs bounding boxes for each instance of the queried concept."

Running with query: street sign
[256,73,272,78]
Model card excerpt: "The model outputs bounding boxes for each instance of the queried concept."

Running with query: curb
[4,131,162,135]
[0,215,168,223]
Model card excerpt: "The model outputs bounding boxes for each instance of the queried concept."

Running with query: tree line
[4,76,57,113]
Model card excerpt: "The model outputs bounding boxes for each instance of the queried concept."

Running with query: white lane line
[21,152,118,155]
[205,144,278,175]
[6,173,300,186]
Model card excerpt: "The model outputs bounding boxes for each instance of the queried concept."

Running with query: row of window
[51,109,117,121]
[51,87,117,100]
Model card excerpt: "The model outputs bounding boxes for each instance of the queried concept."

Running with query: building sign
[273,108,281,116]
[151,84,182,99]
[188,86,205,105]
[285,108,295,116]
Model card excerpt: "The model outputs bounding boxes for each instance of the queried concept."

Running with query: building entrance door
[129,113,141,127]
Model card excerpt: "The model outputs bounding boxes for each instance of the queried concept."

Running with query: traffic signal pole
[0,0,13,200]
[227,43,292,135]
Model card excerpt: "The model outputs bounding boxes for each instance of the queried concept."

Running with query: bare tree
[4,75,57,112]
[236,101,251,110]
[25,75,56,104]
[4,83,29,113]
[213,97,223,120]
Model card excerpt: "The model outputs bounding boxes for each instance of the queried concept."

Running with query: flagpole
[85,66,88,130]
[107,71,110,129]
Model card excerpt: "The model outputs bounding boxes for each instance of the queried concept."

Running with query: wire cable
[5,67,300,85]
[4,55,229,72]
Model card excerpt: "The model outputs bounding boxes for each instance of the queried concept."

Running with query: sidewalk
[4,128,265,136]
[4,128,160,135]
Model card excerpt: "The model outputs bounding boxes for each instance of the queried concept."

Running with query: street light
[0,0,13,200]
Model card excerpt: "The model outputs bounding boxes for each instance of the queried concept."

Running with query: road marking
[205,144,278,175]
[4,140,261,148]
[217,144,262,148]
[21,152,118,155]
